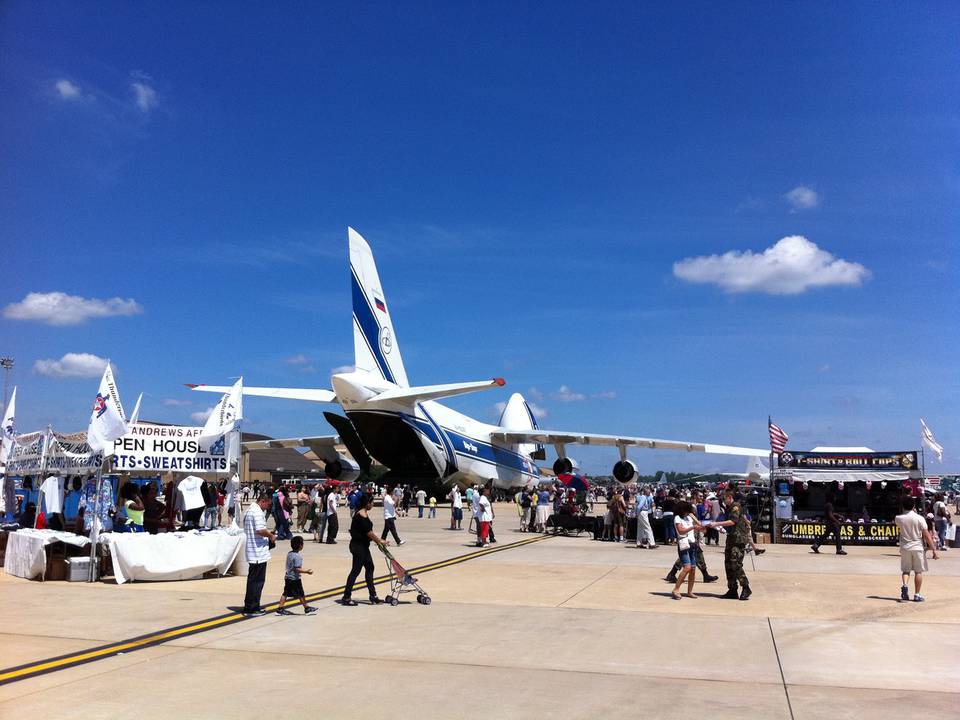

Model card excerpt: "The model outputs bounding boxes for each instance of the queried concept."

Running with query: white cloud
[527,402,548,419]
[55,79,82,100]
[131,80,158,113]
[163,399,192,407]
[4,291,143,326]
[551,385,586,402]
[34,353,108,379]
[818,364,831,373]
[331,365,355,374]
[592,390,617,399]
[191,407,214,424]
[672,235,870,295]
[284,354,309,365]
[783,185,819,211]
[527,387,544,401]
[494,401,507,416]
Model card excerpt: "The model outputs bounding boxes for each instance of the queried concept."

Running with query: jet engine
[612,460,638,483]
[324,457,361,482]
[552,457,580,475]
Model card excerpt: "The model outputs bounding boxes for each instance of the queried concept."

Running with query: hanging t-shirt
[776,496,795,520]
[39,476,64,515]
[177,475,205,511]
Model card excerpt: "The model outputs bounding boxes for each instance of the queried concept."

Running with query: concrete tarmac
[1,505,957,719]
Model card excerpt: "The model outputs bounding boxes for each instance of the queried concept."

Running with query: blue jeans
[418,506,424,518]
[935,518,948,549]
[428,508,436,518]
[203,506,218,529]
[663,514,676,541]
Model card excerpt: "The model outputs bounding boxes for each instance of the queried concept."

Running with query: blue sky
[1,2,957,474]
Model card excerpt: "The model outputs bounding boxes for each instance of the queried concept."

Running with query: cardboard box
[755,533,771,544]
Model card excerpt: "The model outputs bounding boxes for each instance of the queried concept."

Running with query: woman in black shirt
[341,493,388,606]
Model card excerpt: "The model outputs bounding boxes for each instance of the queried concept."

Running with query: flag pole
[769,415,777,545]
[35,425,52,529]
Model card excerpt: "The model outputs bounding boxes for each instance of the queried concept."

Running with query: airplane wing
[187,384,337,403]
[367,378,506,406]
[242,435,342,462]
[488,429,768,457]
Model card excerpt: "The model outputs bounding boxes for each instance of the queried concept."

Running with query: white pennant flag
[127,392,143,427]
[920,418,943,463]
[201,377,243,438]
[0,386,16,465]
[86,362,127,453]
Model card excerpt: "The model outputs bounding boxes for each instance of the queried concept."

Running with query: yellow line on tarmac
[0,532,552,686]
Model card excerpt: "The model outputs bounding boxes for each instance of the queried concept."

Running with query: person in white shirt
[470,486,482,537]
[895,496,938,602]
[448,487,463,530]
[415,487,427,518]
[242,493,276,615]
[381,489,405,545]
[325,488,339,544]
[671,501,709,600]
[477,486,494,547]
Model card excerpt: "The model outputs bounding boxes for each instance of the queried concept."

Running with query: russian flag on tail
[375,297,386,312]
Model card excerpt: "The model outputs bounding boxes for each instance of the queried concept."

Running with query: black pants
[343,542,376,599]
[381,518,401,543]
[326,513,339,543]
[814,522,842,551]
[244,561,267,612]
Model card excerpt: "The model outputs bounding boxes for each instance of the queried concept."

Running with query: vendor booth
[773,449,920,545]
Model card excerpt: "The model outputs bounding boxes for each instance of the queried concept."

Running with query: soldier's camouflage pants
[724,543,748,591]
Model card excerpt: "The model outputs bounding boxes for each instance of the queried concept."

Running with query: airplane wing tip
[493,377,506,387]
[184,383,200,389]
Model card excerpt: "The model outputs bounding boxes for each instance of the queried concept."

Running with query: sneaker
[836,549,847,555]
[810,545,820,554]
[276,608,293,616]
[900,585,909,601]
[914,594,925,603]
[304,606,318,614]
[398,540,406,545]
[739,586,752,601]
[754,548,766,555]
[341,598,358,606]
[703,575,719,583]
[244,608,267,616]
[720,589,739,599]
[665,575,678,584]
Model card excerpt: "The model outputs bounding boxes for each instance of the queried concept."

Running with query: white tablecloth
[101,528,244,584]
[3,529,90,580]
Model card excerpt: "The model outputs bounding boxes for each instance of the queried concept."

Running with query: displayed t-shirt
[39,476,64,515]
[776,496,795,520]
[63,489,83,520]
[675,514,695,550]
[896,511,927,552]
[285,550,303,580]
[177,475,205,511]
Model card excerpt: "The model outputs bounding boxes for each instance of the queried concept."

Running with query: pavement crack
[556,565,618,607]
[767,616,795,720]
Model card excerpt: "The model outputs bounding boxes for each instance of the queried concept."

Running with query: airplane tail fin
[498,392,545,460]
[746,456,769,478]
[349,227,409,387]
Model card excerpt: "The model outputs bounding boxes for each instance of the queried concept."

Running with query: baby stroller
[378,544,431,606]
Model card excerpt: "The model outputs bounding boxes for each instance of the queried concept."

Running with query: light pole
[0,357,13,411]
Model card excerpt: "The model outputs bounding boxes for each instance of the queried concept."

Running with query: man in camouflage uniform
[712,489,752,600]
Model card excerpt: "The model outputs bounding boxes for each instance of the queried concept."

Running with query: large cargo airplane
[190,228,769,489]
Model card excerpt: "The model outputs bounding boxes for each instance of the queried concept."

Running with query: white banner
[111,423,235,474]
[4,430,103,476]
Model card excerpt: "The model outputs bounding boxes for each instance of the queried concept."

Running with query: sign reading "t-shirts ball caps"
[779,521,900,545]
[777,451,918,471]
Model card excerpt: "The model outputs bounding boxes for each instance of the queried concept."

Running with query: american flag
[768,420,789,453]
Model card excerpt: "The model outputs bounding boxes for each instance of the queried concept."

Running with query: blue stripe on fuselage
[351,268,395,385]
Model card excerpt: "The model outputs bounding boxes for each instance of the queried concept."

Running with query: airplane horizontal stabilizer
[187,384,337,403]
[368,378,506,406]
[242,435,341,462]
[490,429,768,458]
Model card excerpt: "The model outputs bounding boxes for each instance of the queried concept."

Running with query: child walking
[277,536,317,615]
[428,496,437,518]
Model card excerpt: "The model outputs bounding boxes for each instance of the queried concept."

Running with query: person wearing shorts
[276,536,317,615]
[895,496,938,602]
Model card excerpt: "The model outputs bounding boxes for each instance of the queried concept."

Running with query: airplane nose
[331,373,375,406]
